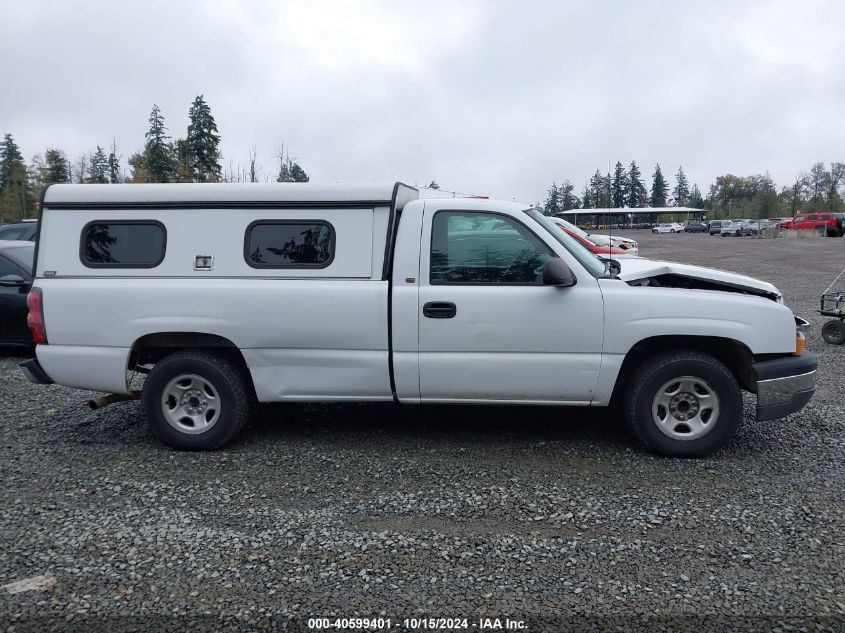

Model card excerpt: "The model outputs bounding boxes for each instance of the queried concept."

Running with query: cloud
[1,0,843,201]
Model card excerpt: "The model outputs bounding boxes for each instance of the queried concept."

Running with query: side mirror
[0,274,26,288]
[543,257,577,287]
[599,258,622,277]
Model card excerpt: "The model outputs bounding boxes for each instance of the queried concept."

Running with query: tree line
[541,160,845,220]
[0,96,310,222]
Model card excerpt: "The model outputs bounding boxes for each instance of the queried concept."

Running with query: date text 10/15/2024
[307,617,528,630]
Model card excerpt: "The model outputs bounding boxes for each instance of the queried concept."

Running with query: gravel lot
[1,232,843,631]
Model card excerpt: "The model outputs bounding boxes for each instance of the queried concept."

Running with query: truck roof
[43,182,417,208]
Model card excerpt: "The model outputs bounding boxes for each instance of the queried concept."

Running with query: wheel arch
[128,331,256,397]
[610,335,755,405]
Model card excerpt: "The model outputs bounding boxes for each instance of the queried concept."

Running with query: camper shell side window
[80,220,167,268]
[244,220,336,268]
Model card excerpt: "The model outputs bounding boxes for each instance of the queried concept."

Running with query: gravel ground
[1,232,843,632]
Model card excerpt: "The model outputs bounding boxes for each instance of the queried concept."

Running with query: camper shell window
[80,221,166,268]
[244,220,335,268]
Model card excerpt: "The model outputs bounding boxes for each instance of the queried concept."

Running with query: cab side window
[430,212,552,284]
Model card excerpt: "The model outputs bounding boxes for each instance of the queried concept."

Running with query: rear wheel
[821,319,845,345]
[142,351,254,450]
[624,350,743,457]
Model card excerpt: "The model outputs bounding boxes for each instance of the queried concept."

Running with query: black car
[0,220,37,241]
[685,221,709,233]
[0,241,35,346]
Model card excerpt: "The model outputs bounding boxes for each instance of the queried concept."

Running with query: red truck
[780,212,844,236]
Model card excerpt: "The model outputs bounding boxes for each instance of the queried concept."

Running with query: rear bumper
[19,357,53,385]
[753,351,817,421]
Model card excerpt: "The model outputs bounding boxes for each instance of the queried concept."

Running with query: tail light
[26,288,47,344]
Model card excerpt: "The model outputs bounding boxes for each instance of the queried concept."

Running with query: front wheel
[624,350,743,457]
[822,319,845,345]
[142,351,254,450]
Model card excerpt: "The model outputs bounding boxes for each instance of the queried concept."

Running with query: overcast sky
[2,1,844,202]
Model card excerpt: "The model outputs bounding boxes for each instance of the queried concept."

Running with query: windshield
[525,210,606,277]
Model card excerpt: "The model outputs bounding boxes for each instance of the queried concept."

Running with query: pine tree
[627,161,647,207]
[173,138,193,182]
[107,141,121,183]
[589,170,604,208]
[86,146,109,183]
[276,146,309,183]
[44,149,70,184]
[0,133,32,220]
[144,104,176,183]
[581,183,592,209]
[673,166,690,206]
[128,152,150,183]
[0,133,25,195]
[559,180,580,211]
[543,182,560,215]
[688,184,704,208]
[185,95,222,182]
[289,162,309,182]
[611,161,627,208]
[601,172,613,208]
[650,163,668,207]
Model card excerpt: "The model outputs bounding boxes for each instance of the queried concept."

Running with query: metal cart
[819,291,845,344]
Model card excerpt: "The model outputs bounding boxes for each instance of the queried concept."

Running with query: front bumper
[753,351,817,421]
[20,357,53,385]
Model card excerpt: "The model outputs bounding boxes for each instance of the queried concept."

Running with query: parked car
[0,219,37,241]
[720,220,752,236]
[0,240,35,346]
[780,212,844,236]
[652,223,684,234]
[550,218,638,256]
[552,217,639,254]
[21,183,817,457]
[747,219,779,235]
[684,221,709,233]
[708,220,724,235]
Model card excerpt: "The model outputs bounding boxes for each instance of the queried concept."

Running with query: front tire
[624,350,743,457]
[142,351,254,450]
[822,319,845,345]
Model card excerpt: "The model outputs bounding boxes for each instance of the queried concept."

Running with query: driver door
[417,209,604,404]
[0,254,32,344]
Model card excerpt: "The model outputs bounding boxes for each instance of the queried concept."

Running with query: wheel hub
[668,392,699,421]
[181,388,208,416]
[651,375,720,441]
[160,374,221,434]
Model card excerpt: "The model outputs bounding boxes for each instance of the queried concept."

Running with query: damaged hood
[617,258,781,299]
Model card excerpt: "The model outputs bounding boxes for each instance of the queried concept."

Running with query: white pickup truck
[21,183,817,457]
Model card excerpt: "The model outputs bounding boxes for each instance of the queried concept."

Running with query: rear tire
[821,319,845,345]
[142,351,254,450]
[624,350,743,457]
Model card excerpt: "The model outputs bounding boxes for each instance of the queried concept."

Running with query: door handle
[423,301,457,319]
